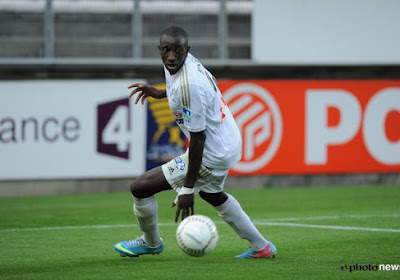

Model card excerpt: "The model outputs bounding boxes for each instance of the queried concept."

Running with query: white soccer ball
[176,215,219,257]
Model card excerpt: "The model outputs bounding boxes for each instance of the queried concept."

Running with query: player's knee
[199,191,228,207]
[130,176,148,198]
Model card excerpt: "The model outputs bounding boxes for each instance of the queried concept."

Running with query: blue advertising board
[146,84,186,171]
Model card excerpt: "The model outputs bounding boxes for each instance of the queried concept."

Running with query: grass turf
[1,185,400,279]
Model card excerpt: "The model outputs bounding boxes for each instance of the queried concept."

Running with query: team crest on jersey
[174,156,186,171]
[173,112,184,124]
[182,108,192,125]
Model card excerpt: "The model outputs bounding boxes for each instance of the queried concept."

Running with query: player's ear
[186,46,190,52]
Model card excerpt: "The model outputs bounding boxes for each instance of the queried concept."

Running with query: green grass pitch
[1,185,400,279]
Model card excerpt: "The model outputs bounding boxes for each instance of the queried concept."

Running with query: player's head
[159,26,190,75]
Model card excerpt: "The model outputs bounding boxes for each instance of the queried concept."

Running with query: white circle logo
[224,83,282,173]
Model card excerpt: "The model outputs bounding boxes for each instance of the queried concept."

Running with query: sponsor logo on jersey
[174,156,186,171]
[172,112,184,125]
[182,108,192,125]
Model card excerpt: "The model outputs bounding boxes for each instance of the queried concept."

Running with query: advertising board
[0,80,146,179]
[218,80,400,174]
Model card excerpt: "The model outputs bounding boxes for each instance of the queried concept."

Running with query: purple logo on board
[97,98,130,159]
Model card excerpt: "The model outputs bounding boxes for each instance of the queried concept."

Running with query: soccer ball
[176,215,218,257]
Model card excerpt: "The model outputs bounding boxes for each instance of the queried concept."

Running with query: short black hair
[160,26,189,46]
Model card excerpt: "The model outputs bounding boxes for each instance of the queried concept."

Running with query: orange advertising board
[218,80,400,175]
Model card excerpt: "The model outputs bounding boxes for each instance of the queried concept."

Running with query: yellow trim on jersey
[180,72,187,107]
[184,64,191,109]
[180,64,191,109]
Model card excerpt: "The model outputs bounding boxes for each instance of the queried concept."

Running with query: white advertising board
[253,0,400,65]
[0,80,147,180]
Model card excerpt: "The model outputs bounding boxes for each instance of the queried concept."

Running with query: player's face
[159,35,190,75]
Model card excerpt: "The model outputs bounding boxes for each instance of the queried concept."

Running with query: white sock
[133,196,161,247]
[215,193,268,250]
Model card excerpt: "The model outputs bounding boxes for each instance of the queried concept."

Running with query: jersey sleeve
[181,82,207,132]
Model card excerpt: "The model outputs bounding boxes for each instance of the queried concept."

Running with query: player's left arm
[174,130,205,222]
[184,130,206,188]
[174,82,207,222]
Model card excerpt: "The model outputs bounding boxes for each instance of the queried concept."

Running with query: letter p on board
[364,88,400,165]
[305,89,361,164]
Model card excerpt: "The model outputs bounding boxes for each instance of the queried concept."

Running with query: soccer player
[114,26,277,259]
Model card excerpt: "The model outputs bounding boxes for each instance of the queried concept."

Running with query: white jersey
[164,53,242,169]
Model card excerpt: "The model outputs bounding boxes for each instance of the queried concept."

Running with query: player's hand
[128,83,162,105]
[173,193,194,223]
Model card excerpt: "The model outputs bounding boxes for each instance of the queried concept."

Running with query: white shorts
[161,151,229,194]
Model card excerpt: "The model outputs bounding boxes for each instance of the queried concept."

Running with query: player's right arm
[128,83,167,105]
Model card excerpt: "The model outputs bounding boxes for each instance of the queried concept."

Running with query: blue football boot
[114,236,165,257]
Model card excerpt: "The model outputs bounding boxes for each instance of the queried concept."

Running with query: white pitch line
[254,213,400,222]
[254,222,400,233]
[0,222,177,233]
[1,214,399,233]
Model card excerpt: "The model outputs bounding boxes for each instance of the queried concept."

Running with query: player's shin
[215,193,268,251]
[133,196,161,247]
